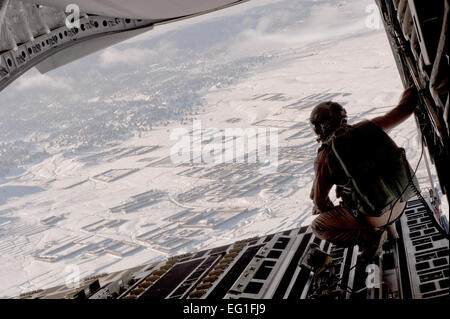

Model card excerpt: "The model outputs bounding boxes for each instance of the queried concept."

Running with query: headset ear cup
[341,109,347,124]
[314,124,322,137]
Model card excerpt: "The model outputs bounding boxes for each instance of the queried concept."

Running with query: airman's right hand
[402,84,419,106]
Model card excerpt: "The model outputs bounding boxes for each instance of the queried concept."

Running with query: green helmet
[310,101,347,142]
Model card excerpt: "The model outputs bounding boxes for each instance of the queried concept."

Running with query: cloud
[122,0,285,45]
[98,0,377,69]
[15,73,72,91]
[216,0,377,59]
[98,40,177,68]
[99,47,154,68]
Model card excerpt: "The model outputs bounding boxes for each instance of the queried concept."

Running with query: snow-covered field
[0,0,447,298]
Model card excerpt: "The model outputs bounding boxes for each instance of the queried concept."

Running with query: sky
[0,0,376,178]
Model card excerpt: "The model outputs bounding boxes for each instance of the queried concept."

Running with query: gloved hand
[401,84,419,107]
[312,206,320,216]
[312,199,335,215]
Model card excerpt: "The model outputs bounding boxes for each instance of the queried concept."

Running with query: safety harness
[326,121,418,219]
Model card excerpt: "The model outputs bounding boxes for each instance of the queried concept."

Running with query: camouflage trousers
[311,203,405,248]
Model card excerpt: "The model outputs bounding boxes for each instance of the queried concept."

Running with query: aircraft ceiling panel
[20,0,247,19]
[35,26,154,74]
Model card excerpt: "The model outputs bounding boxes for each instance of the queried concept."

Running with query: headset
[310,102,348,142]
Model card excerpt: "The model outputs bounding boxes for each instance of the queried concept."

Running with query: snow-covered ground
[0,0,447,298]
